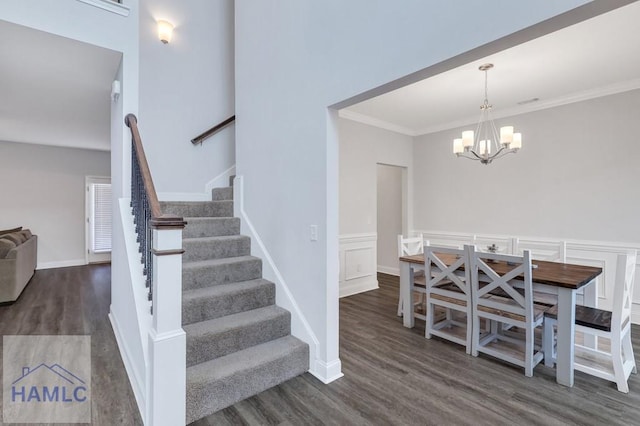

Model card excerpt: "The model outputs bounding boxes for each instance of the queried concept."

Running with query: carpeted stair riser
[182,279,275,325]
[182,235,250,262]
[183,217,240,238]
[184,305,291,367]
[186,336,309,424]
[212,187,233,201]
[182,256,262,291]
[160,201,233,218]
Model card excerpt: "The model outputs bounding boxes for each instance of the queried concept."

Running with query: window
[91,183,112,253]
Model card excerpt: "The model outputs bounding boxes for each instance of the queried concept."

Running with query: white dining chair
[397,234,427,319]
[514,238,567,307]
[543,251,637,392]
[424,245,473,354]
[470,248,547,377]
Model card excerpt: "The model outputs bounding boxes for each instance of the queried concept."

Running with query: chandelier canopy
[453,63,521,165]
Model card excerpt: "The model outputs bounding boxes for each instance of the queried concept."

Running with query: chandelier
[453,63,521,165]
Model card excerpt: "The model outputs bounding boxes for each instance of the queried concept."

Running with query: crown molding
[341,79,640,138]
[415,78,640,136]
[338,109,417,137]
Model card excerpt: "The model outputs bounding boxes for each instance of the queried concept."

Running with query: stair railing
[125,113,187,425]
[191,115,236,145]
[125,113,186,312]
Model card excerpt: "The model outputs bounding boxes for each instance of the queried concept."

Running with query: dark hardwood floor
[3,267,638,425]
[203,273,640,426]
[0,265,142,425]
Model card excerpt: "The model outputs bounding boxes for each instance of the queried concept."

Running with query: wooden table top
[400,253,603,290]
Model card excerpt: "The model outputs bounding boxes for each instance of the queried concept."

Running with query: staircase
[161,187,309,424]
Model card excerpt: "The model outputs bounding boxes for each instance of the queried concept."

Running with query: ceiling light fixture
[453,64,521,165]
[157,20,174,44]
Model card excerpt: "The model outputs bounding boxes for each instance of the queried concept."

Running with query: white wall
[0,141,110,268]
[235,0,591,382]
[338,119,412,296]
[377,164,403,274]
[138,0,235,197]
[413,89,640,243]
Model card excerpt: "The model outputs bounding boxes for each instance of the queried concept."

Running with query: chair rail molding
[339,233,378,298]
[76,0,130,16]
[415,229,640,324]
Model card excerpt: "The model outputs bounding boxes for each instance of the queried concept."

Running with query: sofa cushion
[20,229,33,240]
[3,233,23,245]
[0,226,22,237]
[0,238,16,258]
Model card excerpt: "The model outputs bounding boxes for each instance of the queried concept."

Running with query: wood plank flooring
[0,265,142,425]
[3,267,639,425]
[203,273,640,426]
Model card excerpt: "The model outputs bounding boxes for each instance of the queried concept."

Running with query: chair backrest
[398,234,425,257]
[513,238,566,262]
[470,248,533,322]
[424,245,471,295]
[612,250,637,333]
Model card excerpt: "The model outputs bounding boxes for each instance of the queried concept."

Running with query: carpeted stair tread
[184,305,290,367]
[182,255,262,291]
[160,200,233,218]
[183,217,240,238]
[186,335,309,423]
[182,279,275,325]
[182,235,250,262]
[212,187,233,201]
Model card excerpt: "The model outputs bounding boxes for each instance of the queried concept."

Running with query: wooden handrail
[191,115,236,145]
[125,114,186,229]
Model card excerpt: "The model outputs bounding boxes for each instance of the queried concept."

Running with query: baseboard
[377,265,399,276]
[339,279,379,298]
[108,310,146,424]
[311,358,344,384]
[205,165,236,194]
[37,259,86,270]
[156,192,210,202]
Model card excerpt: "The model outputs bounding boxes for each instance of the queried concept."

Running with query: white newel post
[146,227,186,426]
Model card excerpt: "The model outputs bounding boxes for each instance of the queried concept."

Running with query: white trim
[233,176,329,382]
[109,311,146,424]
[156,192,210,202]
[344,79,640,137]
[339,232,377,243]
[37,259,86,270]
[415,79,640,135]
[377,265,399,276]
[76,0,130,16]
[313,359,344,384]
[338,109,417,136]
[339,279,379,298]
[205,165,236,195]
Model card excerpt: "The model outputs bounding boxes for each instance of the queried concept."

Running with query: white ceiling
[0,20,122,151]
[342,1,640,136]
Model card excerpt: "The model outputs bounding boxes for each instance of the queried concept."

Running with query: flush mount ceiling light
[453,64,522,165]
[157,20,174,44]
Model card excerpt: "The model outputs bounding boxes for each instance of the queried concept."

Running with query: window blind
[92,183,112,252]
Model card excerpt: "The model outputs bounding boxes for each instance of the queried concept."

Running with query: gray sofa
[0,227,37,303]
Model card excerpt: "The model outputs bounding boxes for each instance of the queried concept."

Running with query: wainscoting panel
[339,233,378,298]
[416,230,640,324]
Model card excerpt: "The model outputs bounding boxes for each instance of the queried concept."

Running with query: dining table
[399,252,603,387]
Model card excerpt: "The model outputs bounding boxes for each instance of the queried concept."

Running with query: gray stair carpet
[163,187,309,425]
